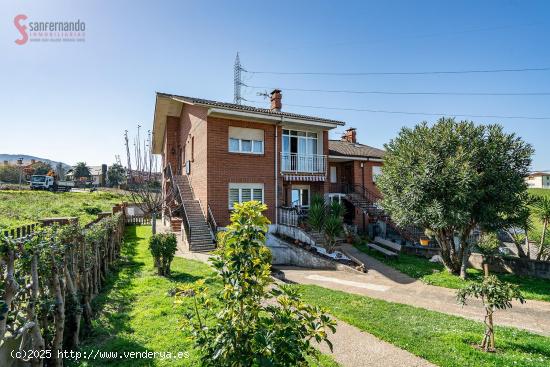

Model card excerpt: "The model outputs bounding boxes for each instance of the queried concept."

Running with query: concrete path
[316,319,435,367]
[279,244,550,336]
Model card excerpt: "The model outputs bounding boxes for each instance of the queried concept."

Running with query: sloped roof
[157,92,345,126]
[329,140,385,159]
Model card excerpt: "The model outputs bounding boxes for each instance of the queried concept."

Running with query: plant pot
[420,237,430,246]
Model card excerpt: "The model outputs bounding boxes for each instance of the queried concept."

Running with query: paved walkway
[279,244,550,336]
[316,318,435,367]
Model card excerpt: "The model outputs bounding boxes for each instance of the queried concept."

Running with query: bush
[177,201,336,366]
[149,233,177,276]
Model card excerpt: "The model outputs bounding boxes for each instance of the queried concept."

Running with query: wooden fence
[2,223,39,240]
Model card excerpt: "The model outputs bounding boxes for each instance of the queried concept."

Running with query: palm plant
[533,196,550,260]
[307,194,326,233]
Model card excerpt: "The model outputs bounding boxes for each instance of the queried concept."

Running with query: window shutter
[229,188,240,208]
[241,188,252,202]
[253,188,263,202]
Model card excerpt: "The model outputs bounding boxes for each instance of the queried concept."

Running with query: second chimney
[342,128,357,143]
[270,89,282,111]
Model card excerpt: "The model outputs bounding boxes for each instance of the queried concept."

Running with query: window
[282,129,319,155]
[228,183,264,209]
[291,185,310,207]
[330,166,337,183]
[228,127,264,154]
[372,166,382,183]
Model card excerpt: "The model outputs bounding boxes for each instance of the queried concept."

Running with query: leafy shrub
[83,206,102,215]
[177,201,336,366]
[149,233,177,276]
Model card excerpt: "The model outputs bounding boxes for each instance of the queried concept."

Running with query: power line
[242,84,550,96]
[243,66,550,76]
[245,100,550,120]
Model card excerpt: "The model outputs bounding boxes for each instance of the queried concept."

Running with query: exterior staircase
[172,175,216,252]
[342,184,423,245]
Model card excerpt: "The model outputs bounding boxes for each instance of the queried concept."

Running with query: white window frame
[228,138,264,154]
[228,183,264,209]
[291,185,310,207]
[372,166,382,183]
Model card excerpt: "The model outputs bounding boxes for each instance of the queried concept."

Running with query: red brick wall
[180,105,209,213]
[207,117,277,226]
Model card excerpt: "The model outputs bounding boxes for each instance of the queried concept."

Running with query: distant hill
[0,154,72,170]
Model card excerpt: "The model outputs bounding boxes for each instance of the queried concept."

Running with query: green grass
[355,243,550,302]
[0,190,127,230]
[529,188,550,199]
[75,226,339,366]
[298,284,550,367]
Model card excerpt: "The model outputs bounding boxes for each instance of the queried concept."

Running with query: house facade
[152,90,387,250]
[526,171,550,189]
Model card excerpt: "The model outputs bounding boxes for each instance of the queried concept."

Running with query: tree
[533,196,550,260]
[31,162,52,175]
[0,165,20,183]
[378,118,533,278]
[107,163,126,187]
[307,194,326,232]
[177,201,336,366]
[55,162,65,180]
[457,275,525,352]
[73,162,91,179]
[475,232,501,277]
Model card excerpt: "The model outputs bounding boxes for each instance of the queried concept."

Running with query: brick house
[152,90,387,250]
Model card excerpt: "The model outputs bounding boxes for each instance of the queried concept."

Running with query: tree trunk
[50,255,66,367]
[537,220,547,261]
[0,249,18,345]
[152,211,157,234]
[435,230,462,274]
[29,254,45,367]
[481,307,496,352]
[64,261,81,349]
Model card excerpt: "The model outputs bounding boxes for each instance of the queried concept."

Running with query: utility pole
[234,53,242,104]
[17,157,23,190]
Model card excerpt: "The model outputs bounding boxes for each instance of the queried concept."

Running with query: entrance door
[341,163,353,191]
[291,185,310,207]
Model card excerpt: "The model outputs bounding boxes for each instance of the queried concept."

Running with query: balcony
[280,152,327,174]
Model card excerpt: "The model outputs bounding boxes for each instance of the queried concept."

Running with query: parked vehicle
[30,174,74,192]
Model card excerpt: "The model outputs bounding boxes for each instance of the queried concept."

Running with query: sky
[1,0,549,170]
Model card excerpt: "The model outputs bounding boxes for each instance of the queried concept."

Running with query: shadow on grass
[73,225,152,366]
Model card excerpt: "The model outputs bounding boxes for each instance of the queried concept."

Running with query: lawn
[299,285,550,367]
[75,226,339,367]
[355,243,550,302]
[0,189,127,230]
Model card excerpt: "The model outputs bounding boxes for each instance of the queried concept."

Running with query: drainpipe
[275,117,282,225]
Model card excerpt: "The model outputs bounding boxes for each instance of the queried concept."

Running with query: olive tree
[378,118,533,278]
[457,275,525,352]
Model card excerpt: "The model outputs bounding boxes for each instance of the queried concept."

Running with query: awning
[282,174,325,182]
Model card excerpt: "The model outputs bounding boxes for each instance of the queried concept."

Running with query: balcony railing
[280,152,327,174]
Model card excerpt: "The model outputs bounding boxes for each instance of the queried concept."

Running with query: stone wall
[468,253,550,279]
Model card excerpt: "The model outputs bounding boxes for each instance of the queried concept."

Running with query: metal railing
[164,163,191,239]
[207,204,218,242]
[334,183,423,244]
[280,152,327,174]
[278,206,309,227]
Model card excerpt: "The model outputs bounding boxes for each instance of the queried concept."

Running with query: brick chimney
[270,89,282,111]
[341,128,357,143]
